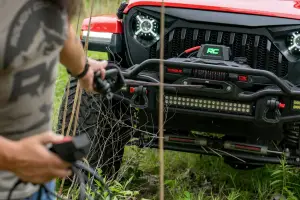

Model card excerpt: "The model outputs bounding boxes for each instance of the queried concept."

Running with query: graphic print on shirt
[2,0,67,136]
[4,1,67,70]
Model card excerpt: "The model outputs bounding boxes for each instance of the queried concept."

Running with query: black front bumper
[107,58,300,140]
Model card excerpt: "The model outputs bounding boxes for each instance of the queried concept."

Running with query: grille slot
[149,28,288,77]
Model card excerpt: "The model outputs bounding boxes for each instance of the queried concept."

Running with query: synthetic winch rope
[73,0,96,140]
[58,0,94,196]
[158,1,166,199]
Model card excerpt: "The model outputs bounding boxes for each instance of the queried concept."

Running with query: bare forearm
[60,24,86,76]
[0,137,17,171]
[60,23,108,93]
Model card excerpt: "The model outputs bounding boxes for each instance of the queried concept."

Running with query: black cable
[42,163,110,200]
[188,51,198,58]
[7,179,23,200]
[81,170,103,199]
[6,180,68,200]
[177,51,186,58]
[43,162,111,200]
[72,166,87,200]
[73,161,112,199]
[7,162,111,200]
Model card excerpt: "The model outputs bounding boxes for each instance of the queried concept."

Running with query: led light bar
[292,100,300,110]
[81,31,113,44]
[164,95,252,115]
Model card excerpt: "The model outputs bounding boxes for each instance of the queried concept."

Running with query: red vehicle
[58,0,300,177]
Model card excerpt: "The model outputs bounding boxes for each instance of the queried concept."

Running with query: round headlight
[132,13,160,46]
[287,31,300,54]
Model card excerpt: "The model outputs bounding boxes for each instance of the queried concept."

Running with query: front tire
[57,77,133,179]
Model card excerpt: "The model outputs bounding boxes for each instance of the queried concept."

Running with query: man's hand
[6,132,72,184]
[79,58,108,92]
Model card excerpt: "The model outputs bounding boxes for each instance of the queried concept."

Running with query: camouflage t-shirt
[0,0,68,199]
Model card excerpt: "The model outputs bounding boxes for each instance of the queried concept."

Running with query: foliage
[270,157,300,200]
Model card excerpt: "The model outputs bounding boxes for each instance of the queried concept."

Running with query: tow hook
[262,98,285,124]
[129,86,148,109]
[266,99,285,110]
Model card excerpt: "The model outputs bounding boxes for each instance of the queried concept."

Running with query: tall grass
[52,1,300,199]
[84,0,124,15]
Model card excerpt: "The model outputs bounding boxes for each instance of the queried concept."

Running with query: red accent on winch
[169,137,195,143]
[238,75,248,82]
[167,68,183,74]
[279,103,286,108]
[184,46,201,54]
[129,87,135,93]
[235,144,261,152]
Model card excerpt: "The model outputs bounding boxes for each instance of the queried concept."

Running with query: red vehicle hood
[124,0,300,20]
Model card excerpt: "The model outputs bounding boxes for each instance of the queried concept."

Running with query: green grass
[52,65,68,131]
[52,1,300,199]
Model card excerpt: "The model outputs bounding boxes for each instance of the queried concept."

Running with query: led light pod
[287,31,300,54]
[134,15,159,39]
[132,13,160,46]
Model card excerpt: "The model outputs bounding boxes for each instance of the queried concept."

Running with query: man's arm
[59,24,86,76]
[59,23,107,92]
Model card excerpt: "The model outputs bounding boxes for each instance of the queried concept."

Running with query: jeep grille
[149,28,289,78]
